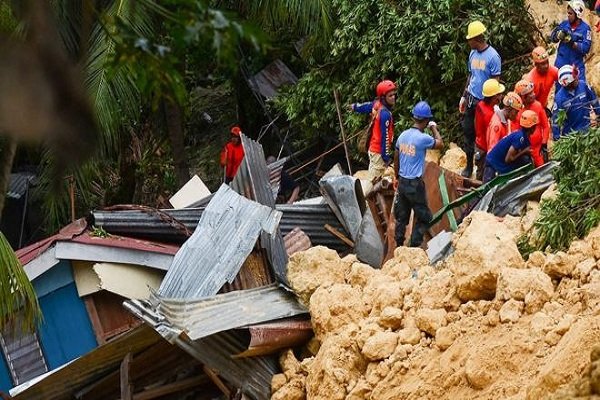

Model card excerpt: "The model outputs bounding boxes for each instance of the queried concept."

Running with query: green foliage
[528,128,600,252]
[0,231,41,333]
[275,0,540,147]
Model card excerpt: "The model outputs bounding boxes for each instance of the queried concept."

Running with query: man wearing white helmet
[550,0,592,82]
[552,64,600,140]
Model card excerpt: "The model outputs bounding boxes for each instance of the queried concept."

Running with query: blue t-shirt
[395,128,435,179]
[485,129,530,174]
[467,45,502,100]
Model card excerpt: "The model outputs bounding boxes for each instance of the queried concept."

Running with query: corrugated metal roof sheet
[11,325,161,399]
[127,284,306,341]
[248,59,298,99]
[7,172,36,200]
[231,134,289,286]
[158,184,281,299]
[127,300,278,400]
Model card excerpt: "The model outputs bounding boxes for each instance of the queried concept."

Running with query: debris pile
[273,211,600,399]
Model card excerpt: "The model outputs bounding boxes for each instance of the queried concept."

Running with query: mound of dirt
[275,214,600,399]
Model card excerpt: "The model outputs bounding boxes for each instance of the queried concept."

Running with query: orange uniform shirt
[486,111,519,152]
[518,100,550,144]
[220,141,245,179]
[526,66,558,109]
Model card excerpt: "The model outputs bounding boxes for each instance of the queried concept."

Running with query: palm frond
[0,231,41,334]
[247,0,333,38]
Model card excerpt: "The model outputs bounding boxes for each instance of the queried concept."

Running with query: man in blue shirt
[393,101,443,248]
[550,0,591,83]
[552,64,600,140]
[459,21,501,179]
[483,110,538,183]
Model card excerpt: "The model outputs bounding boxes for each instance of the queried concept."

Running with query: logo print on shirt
[471,59,486,70]
[399,143,416,157]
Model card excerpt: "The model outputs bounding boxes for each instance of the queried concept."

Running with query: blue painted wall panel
[38,283,97,370]
[33,260,74,298]
[0,356,12,393]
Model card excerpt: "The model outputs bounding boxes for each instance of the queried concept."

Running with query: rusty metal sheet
[283,227,311,257]
[236,319,313,358]
[248,59,298,99]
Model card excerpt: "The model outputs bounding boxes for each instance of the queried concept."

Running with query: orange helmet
[376,80,397,97]
[231,126,242,136]
[531,46,549,64]
[502,91,524,110]
[520,110,539,128]
[514,79,535,96]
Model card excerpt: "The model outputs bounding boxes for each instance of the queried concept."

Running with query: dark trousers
[463,94,480,172]
[474,146,486,181]
[393,177,432,248]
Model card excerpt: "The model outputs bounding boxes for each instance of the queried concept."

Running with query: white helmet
[558,64,577,87]
[568,0,585,19]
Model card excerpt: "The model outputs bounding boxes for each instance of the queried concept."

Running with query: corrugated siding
[158,185,281,299]
[155,284,306,340]
[0,330,47,386]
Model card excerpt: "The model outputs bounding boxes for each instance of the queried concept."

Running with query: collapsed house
[7,135,554,399]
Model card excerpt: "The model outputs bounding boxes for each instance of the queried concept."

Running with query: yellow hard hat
[466,21,486,40]
[482,79,505,97]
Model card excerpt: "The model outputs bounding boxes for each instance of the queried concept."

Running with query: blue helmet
[412,101,433,119]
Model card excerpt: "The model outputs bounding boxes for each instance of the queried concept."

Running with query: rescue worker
[486,91,523,152]
[219,126,245,184]
[515,79,549,165]
[552,64,600,140]
[550,0,591,82]
[526,46,559,113]
[393,101,443,248]
[459,20,502,178]
[474,79,505,180]
[351,80,397,182]
[483,110,539,183]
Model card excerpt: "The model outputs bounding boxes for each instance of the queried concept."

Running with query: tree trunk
[164,100,190,188]
[0,137,17,219]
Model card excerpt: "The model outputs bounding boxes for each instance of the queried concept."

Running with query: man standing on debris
[550,0,591,82]
[393,101,443,248]
[459,20,502,179]
[474,79,505,181]
[483,110,539,183]
[350,80,397,182]
[220,126,245,184]
[515,79,549,165]
[526,46,558,113]
[486,91,523,152]
[552,64,600,139]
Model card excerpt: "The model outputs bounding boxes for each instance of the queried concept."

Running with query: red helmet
[376,80,397,97]
[231,126,242,136]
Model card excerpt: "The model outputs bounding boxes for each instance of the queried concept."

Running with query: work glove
[541,143,549,163]
[459,97,467,114]
[427,121,437,129]
[556,29,567,42]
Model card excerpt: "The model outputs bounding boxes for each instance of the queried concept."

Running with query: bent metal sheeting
[158,184,282,299]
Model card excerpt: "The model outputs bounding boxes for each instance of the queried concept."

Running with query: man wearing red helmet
[351,80,397,182]
[219,125,245,184]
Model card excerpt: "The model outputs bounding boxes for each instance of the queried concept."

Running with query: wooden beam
[120,353,133,400]
[133,376,208,400]
[324,224,354,247]
[83,296,105,345]
[202,366,231,398]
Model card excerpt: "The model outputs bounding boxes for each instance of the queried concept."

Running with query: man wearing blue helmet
[393,101,444,248]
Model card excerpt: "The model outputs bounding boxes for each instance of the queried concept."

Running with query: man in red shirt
[515,79,549,166]
[487,91,523,152]
[220,126,245,183]
[474,79,505,180]
[526,46,558,113]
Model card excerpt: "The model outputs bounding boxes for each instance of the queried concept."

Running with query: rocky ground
[274,208,600,399]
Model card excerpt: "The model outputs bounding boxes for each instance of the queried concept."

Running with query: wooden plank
[83,296,105,345]
[324,224,354,247]
[120,353,133,400]
[133,376,209,400]
[202,366,231,398]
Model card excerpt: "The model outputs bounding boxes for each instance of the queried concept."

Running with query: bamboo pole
[333,89,353,175]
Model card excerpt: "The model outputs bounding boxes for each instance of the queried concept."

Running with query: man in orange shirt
[487,91,523,151]
[515,79,549,166]
[526,46,558,113]
[220,126,245,184]
[473,79,505,180]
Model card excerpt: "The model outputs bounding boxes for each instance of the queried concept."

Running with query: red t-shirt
[220,141,245,179]
[474,101,496,151]
[526,66,558,109]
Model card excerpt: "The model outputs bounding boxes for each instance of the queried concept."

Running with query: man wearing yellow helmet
[473,79,505,180]
[459,20,502,178]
